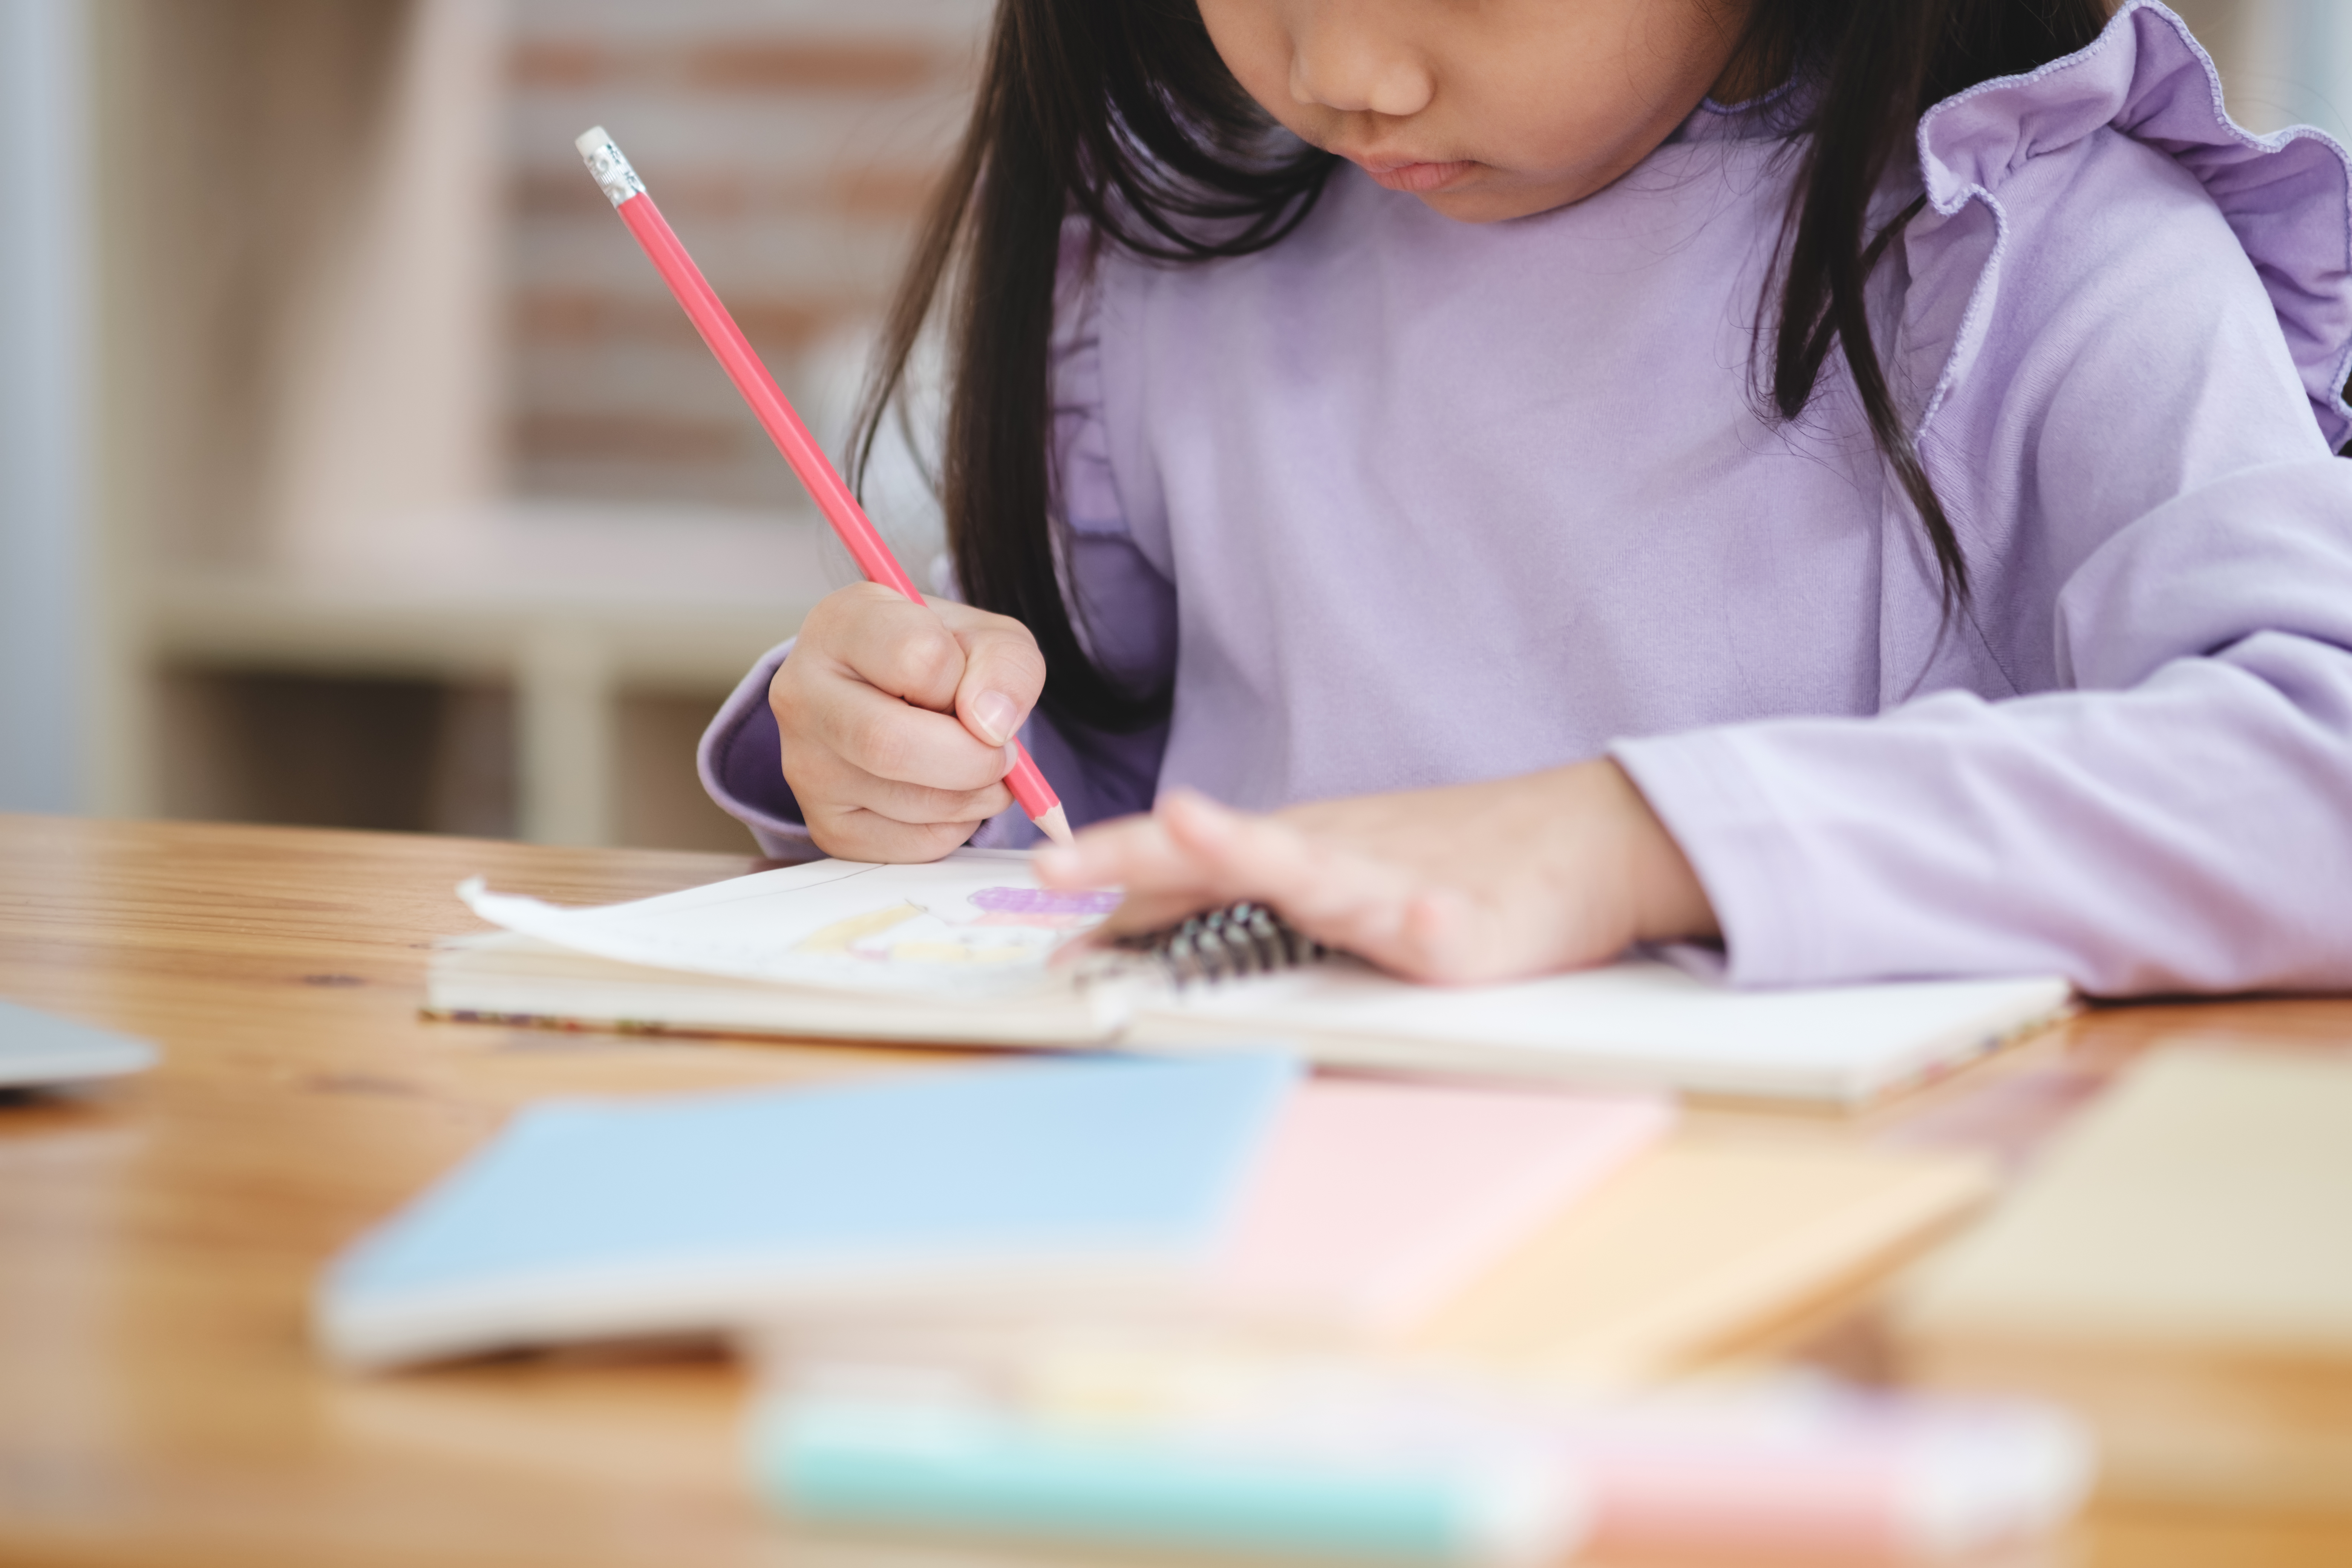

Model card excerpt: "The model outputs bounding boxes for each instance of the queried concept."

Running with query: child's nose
[1287,13,1435,119]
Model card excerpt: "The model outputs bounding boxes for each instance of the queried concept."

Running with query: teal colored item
[318,1052,1297,1367]
[757,1398,1583,1566]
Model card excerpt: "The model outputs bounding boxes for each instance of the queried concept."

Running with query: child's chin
[1415,177,1589,225]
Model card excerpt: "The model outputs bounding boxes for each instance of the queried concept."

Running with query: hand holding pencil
[577,127,1073,851]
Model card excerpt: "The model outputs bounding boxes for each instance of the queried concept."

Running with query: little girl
[699,0,2352,995]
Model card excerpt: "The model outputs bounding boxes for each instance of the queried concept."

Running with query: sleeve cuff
[1609,730,1821,987]
[697,639,822,861]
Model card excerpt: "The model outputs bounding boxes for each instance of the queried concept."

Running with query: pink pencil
[575,126,1072,847]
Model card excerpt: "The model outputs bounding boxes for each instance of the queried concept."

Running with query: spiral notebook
[426,850,2072,1105]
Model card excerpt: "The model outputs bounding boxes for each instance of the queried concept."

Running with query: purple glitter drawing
[969,886,1121,916]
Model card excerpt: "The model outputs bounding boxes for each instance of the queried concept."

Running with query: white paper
[459,851,1119,1000]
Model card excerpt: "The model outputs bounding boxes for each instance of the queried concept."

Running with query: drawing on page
[793,887,1122,968]
[459,857,1129,998]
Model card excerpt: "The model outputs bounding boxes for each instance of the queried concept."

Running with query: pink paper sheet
[1210,1078,1675,1333]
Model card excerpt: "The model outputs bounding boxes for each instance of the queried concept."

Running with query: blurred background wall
[0,0,94,816]
[19,0,982,851]
[0,0,2343,850]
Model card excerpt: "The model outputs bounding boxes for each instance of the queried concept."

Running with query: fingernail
[972,691,1018,745]
[1000,743,1018,779]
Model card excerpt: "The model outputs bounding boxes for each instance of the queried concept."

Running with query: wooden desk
[2,815,2347,1567]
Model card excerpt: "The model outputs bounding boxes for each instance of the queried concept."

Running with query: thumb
[944,609,1048,747]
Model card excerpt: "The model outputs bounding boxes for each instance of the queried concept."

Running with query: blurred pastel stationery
[1897,1046,2352,1509]
[1204,1080,1673,1334]
[432,850,2071,1104]
[316,1054,1295,1369]
[315,1057,1678,1369]
[1415,1136,1994,1383]
[763,1389,1586,1567]
[760,1115,1989,1388]
[0,997,157,1088]
[756,1345,2090,1564]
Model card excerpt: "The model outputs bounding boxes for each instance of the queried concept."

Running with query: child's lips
[1351,156,1478,194]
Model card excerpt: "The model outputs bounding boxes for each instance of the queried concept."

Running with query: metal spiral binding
[1123,902,1325,988]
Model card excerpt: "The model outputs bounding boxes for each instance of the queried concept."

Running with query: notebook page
[1142,959,2072,1102]
[458,850,1116,1000]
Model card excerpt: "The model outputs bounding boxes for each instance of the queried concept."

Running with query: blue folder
[317,1052,1297,1368]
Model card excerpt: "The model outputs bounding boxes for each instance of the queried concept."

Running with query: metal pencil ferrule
[579,134,644,208]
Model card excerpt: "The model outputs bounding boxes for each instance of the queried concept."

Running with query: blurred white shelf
[145,503,853,847]
[150,503,835,684]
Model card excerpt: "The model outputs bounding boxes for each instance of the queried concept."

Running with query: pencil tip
[1034,805,1074,848]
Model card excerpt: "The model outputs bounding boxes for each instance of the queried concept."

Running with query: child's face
[1196,0,1752,222]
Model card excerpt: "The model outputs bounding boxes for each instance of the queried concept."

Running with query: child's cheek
[1194,0,1306,132]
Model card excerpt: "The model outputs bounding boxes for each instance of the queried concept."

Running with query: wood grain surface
[1,814,2347,1567]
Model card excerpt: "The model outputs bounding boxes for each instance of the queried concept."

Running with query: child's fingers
[1050,791,1401,943]
[1046,789,1631,986]
[931,599,1048,749]
[802,804,986,865]
[789,748,1014,831]
[1381,885,1620,986]
[801,677,1018,792]
[809,583,975,712]
[1158,793,1414,943]
[1153,793,1324,903]
[1381,888,1509,985]
[1036,813,1226,933]
[1035,811,1178,887]
[1045,793,1484,969]
[1157,795,1553,980]
[775,585,1043,858]
[1139,793,1430,963]
[1093,890,1231,933]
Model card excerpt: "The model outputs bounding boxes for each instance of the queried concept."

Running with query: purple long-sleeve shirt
[701,2,2352,996]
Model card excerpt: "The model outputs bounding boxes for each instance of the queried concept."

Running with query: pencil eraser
[576,126,645,208]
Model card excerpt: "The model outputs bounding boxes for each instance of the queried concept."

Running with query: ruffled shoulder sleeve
[1907,0,2352,444]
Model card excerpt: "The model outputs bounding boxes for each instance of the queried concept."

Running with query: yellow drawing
[796,904,924,954]
[790,894,1078,968]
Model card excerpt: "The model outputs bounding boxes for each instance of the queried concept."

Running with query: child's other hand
[1033,762,1719,984]
[769,583,1047,862]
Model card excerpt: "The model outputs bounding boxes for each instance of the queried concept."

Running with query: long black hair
[849,0,2116,735]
